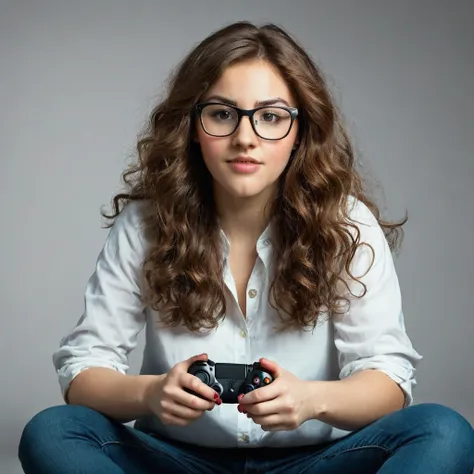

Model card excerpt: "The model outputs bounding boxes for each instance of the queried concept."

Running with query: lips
[227,156,261,164]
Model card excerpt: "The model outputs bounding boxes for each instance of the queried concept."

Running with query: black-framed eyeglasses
[195,102,299,140]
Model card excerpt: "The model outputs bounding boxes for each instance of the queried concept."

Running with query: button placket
[247,258,265,307]
[236,297,250,363]
[245,262,264,343]
[245,286,258,329]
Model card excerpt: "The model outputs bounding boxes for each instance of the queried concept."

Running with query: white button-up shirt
[52,197,422,448]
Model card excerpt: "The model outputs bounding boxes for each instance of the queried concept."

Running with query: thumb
[259,357,281,378]
[184,352,208,368]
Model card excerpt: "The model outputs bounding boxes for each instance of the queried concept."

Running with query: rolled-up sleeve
[333,199,422,406]
[52,201,148,399]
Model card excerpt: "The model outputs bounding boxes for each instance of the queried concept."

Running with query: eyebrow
[204,95,292,107]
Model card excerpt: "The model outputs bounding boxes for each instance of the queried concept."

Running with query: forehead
[205,60,296,106]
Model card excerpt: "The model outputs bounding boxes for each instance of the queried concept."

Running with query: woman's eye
[262,112,279,122]
[214,110,232,120]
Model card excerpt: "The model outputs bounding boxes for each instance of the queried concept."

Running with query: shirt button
[264,238,271,245]
[248,289,258,298]
[238,433,250,443]
[240,329,247,339]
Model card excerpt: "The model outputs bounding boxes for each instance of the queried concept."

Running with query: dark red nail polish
[214,393,220,401]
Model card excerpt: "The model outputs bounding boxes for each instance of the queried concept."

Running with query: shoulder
[112,199,151,231]
[343,195,389,250]
[105,199,153,254]
[345,195,379,229]
[343,196,392,272]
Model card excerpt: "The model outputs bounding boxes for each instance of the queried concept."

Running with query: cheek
[268,143,294,172]
[196,132,224,166]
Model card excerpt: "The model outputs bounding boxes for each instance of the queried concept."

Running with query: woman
[19,21,474,473]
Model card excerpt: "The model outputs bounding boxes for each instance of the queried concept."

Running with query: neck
[214,186,275,245]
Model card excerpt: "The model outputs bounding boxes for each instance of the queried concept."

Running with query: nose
[232,115,258,149]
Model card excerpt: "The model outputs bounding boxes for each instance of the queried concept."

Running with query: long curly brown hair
[102,21,406,332]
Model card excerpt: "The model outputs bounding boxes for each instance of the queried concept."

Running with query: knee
[410,403,472,436]
[408,403,474,456]
[18,405,100,458]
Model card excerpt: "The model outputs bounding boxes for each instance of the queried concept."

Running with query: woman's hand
[237,358,315,431]
[143,353,221,427]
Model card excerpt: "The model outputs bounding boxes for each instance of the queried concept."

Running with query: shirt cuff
[57,360,128,401]
[339,355,418,407]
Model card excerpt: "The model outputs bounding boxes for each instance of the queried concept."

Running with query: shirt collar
[219,222,274,261]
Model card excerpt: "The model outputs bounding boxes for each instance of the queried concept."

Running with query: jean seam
[100,440,201,474]
[322,443,392,460]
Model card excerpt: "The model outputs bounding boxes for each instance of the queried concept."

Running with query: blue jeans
[18,403,473,473]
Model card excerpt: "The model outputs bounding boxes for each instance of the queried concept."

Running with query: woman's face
[195,60,299,203]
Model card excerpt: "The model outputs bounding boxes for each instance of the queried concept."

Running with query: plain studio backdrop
[1,1,473,472]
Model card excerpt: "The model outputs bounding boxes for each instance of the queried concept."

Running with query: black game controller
[186,359,274,403]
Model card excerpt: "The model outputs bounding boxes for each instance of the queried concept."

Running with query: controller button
[207,360,216,366]
[263,377,271,384]
[253,376,261,385]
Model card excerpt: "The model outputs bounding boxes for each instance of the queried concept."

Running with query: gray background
[1,0,473,471]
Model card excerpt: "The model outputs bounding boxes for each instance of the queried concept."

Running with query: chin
[224,184,268,199]
[211,175,275,201]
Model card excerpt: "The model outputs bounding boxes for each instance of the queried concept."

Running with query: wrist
[140,374,165,414]
[306,380,329,421]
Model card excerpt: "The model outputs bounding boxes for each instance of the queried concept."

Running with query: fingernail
[238,405,244,413]
[237,394,245,402]
[214,393,220,401]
